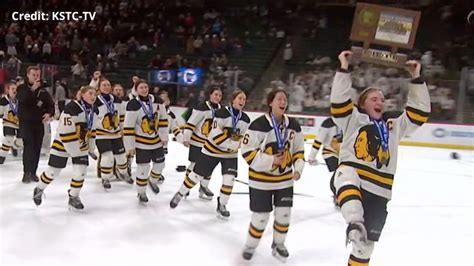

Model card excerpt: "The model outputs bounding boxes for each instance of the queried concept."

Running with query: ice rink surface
[0,122,472,266]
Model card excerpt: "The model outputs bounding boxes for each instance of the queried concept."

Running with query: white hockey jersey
[241,114,305,191]
[93,93,124,140]
[123,95,169,151]
[330,70,430,200]
[0,96,19,129]
[51,100,97,158]
[308,117,342,161]
[182,101,221,148]
[202,106,250,159]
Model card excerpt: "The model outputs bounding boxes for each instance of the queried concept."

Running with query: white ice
[0,121,473,266]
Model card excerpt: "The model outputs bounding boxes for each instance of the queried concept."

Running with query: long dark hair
[266,88,287,112]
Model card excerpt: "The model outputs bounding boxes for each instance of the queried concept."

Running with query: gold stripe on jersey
[96,129,121,136]
[204,141,234,155]
[249,169,293,183]
[3,118,18,125]
[120,115,125,123]
[158,119,169,127]
[349,254,370,266]
[41,173,53,184]
[249,223,264,239]
[312,140,322,149]
[213,132,228,145]
[136,136,161,145]
[341,162,394,190]
[406,106,429,126]
[331,99,353,118]
[70,179,84,188]
[136,177,148,187]
[1,144,10,151]
[337,185,362,206]
[60,132,79,143]
[172,128,181,135]
[191,134,206,144]
[243,150,258,164]
[51,140,66,152]
[273,222,289,233]
[123,128,135,136]
[292,151,304,164]
[220,185,233,195]
[184,123,195,131]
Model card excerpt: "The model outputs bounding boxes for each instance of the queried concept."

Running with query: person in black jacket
[17,65,55,183]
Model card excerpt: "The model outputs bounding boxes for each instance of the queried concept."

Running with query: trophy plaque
[350,3,421,67]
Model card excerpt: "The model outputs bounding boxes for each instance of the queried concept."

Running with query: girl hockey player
[240,89,305,261]
[331,51,430,266]
[170,90,250,219]
[32,85,97,210]
[181,87,222,199]
[0,82,22,164]
[123,80,168,204]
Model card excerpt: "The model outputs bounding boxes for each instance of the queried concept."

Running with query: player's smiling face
[82,89,96,105]
[99,80,112,94]
[232,92,246,111]
[210,89,222,104]
[270,92,287,118]
[136,83,149,97]
[362,90,385,120]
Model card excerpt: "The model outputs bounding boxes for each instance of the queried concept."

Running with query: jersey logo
[265,143,292,173]
[141,113,158,135]
[75,124,90,151]
[354,125,390,169]
[201,119,213,137]
[6,111,18,125]
[102,112,120,130]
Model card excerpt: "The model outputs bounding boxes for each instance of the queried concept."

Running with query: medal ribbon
[270,113,288,152]
[226,106,242,134]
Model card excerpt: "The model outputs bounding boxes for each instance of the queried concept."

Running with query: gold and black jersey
[167,108,182,138]
[202,106,250,159]
[51,100,97,158]
[240,114,305,191]
[0,96,19,129]
[123,95,169,151]
[94,94,124,140]
[309,117,342,161]
[330,70,431,200]
[183,101,221,148]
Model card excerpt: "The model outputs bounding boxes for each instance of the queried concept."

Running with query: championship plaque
[350,3,421,67]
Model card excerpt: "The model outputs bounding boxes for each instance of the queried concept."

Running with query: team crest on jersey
[102,112,120,130]
[6,111,18,125]
[141,113,158,135]
[75,124,90,151]
[264,142,292,173]
[230,129,241,141]
[354,125,390,169]
[201,118,213,137]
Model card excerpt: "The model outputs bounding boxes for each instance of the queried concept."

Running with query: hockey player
[180,87,222,199]
[90,76,132,189]
[240,89,305,261]
[308,117,343,204]
[331,51,430,266]
[0,82,22,164]
[123,80,168,204]
[158,90,183,183]
[32,85,98,210]
[170,90,250,219]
